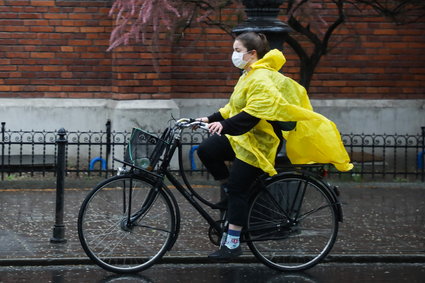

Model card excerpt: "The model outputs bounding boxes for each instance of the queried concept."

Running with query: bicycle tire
[246,173,338,271]
[78,175,176,274]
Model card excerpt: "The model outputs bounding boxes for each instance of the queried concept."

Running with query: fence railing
[1,121,424,182]
[339,130,425,181]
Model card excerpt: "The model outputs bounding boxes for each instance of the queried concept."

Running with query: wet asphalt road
[0,177,424,283]
[0,181,424,261]
[0,262,424,283]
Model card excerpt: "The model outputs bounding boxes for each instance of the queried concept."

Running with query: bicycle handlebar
[175,118,209,131]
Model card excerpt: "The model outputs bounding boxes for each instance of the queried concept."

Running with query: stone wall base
[1,98,424,134]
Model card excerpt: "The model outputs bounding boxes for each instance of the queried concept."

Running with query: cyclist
[197,32,353,260]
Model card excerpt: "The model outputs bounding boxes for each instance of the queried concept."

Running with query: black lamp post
[232,0,291,50]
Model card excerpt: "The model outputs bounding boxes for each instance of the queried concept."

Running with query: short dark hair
[235,32,270,59]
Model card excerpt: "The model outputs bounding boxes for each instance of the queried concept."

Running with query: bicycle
[77,118,343,274]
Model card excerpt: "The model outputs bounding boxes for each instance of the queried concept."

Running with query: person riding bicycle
[197,32,353,260]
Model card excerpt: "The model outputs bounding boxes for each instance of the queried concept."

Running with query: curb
[1,254,424,267]
[324,254,425,264]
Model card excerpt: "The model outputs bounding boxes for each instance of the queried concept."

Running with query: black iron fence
[1,121,424,182]
[339,130,425,181]
[0,121,209,180]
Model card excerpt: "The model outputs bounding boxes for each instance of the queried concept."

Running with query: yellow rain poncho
[219,49,353,176]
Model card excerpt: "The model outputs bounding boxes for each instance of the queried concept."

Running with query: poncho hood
[251,49,286,72]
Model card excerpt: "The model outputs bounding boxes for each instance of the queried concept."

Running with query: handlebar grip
[176,118,208,130]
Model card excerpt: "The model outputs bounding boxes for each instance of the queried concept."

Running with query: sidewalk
[0,176,424,266]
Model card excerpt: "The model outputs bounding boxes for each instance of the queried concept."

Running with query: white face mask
[231,51,248,69]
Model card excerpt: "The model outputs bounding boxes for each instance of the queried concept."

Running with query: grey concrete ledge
[0,98,179,110]
[311,99,425,109]
[1,98,425,135]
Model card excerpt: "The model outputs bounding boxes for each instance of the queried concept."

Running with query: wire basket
[124,128,171,171]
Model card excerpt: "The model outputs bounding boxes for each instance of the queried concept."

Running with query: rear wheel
[246,173,338,271]
[78,175,176,273]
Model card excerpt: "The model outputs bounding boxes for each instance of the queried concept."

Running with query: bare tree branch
[348,0,425,24]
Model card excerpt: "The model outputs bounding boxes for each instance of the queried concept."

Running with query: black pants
[197,134,264,226]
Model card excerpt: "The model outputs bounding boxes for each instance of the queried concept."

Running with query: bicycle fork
[121,177,163,231]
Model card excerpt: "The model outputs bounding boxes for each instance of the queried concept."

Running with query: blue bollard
[417,151,424,169]
[189,145,199,170]
[89,157,107,171]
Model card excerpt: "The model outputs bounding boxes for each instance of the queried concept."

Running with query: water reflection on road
[0,263,424,283]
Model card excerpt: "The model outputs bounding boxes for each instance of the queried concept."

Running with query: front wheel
[246,173,339,271]
[78,175,176,273]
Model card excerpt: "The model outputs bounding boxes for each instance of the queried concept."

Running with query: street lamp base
[50,225,67,244]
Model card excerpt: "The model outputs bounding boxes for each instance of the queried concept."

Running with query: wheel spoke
[247,174,338,271]
[297,204,334,222]
[78,175,176,273]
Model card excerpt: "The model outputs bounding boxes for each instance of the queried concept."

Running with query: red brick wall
[291,6,425,99]
[0,1,424,100]
[0,0,112,98]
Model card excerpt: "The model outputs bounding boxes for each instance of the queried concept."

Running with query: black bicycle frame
[123,131,225,236]
[162,137,224,235]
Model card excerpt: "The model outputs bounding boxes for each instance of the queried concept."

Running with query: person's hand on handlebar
[188,117,208,131]
[194,117,223,135]
[208,122,223,136]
